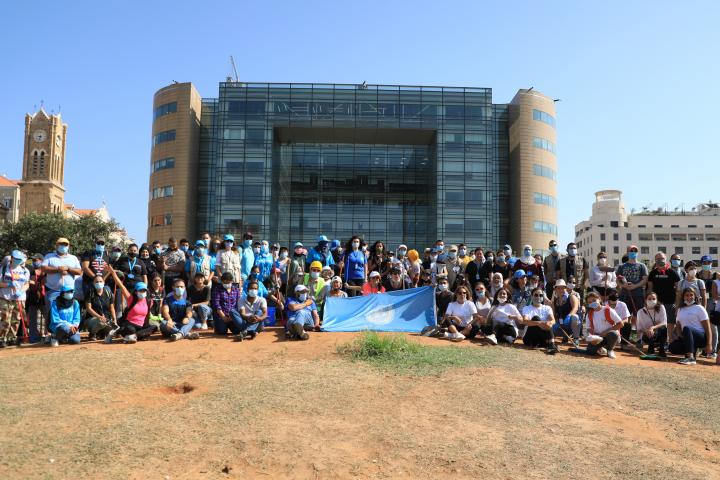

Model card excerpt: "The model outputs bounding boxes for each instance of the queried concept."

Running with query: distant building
[575,190,720,267]
[0,175,20,223]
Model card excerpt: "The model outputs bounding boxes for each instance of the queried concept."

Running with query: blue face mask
[95,244,105,254]
[671,259,681,267]
[628,252,638,260]
[174,287,185,297]
[57,245,69,255]
[195,248,206,257]
[589,301,599,309]
[12,258,23,266]
[549,246,558,254]
[261,245,269,255]
[154,247,162,255]
[243,240,252,248]
[180,246,189,253]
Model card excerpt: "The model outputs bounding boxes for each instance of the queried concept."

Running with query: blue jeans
[552,314,580,339]
[54,323,81,344]
[193,304,212,325]
[160,317,196,337]
[682,326,707,356]
[214,311,241,336]
[286,308,315,332]
[229,310,260,334]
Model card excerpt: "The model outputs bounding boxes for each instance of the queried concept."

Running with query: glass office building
[149,82,558,251]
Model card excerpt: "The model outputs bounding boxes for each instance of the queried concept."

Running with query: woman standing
[673,288,713,365]
[589,251,617,298]
[367,241,386,276]
[343,236,367,297]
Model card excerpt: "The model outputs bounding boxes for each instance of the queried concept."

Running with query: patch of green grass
[337,331,500,375]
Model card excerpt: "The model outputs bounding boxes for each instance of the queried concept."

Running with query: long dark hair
[491,287,511,306]
[678,287,697,308]
[644,291,661,312]
[369,241,385,258]
[344,235,363,254]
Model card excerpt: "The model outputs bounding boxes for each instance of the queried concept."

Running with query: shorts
[710,310,720,327]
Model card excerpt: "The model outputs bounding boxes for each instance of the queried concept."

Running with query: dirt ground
[0,329,719,480]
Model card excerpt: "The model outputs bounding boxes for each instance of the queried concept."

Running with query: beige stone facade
[18,109,67,217]
[0,176,20,223]
[147,82,202,242]
[508,89,558,254]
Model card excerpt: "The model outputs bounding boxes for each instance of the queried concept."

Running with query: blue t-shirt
[345,251,366,280]
[286,297,317,325]
[165,294,191,322]
[306,247,335,268]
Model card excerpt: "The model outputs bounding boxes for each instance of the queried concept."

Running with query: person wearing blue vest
[253,241,273,282]
[305,235,335,270]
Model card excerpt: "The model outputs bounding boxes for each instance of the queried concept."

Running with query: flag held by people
[322,286,436,332]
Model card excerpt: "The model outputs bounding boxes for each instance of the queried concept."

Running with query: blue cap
[223,234,235,242]
[61,284,74,292]
[317,235,329,243]
[513,269,527,279]
[526,271,535,278]
[195,240,205,247]
[10,250,26,261]
[294,242,303,248]
[134,282,148,291]
[701,255,713,262]
[330,239,340,249]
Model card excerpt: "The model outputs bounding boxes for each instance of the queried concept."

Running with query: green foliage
[337,331,500,375]
[0,213,124,257]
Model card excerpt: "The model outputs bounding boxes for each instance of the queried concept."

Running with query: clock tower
[18,108,67,217]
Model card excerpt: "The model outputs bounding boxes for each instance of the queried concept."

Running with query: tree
[0,213,126,258]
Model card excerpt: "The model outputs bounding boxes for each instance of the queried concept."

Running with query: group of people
[1,233,718,366]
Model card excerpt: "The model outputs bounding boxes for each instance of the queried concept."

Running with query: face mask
[487,256,494,262]
[646,299,657,308]
[549,246,558,254]
[12,258,23,266]
[391,276,400,282]
[243,240,252,248]
[352,242,360,250]
[141,254,150,260]
[195,248,206,257]
[248,289,258,297]
[376,246,384,253]
[223,241,233,249]
[174,287,185,296]
[111,252,121,260]
[437,283,448,291]
[57,245,69,255]
[361,246,367,252]
[279,251,288,259]
[95,244,105,254]
[687,269,696,277]
[261,245,269,254]
[137,291,147,299]
[310,271,319,279]
[533,295,544,305]
[503,249,511,256]
[589,301,599,309]
[475,291,485,298]
[438,245,445,252]
[33,261,42,268]
[94,282,104,291]
[62,292,74,300]
[523,249,532,257]
[128,251,137,258]
[497,257,506,264]
[566,283,575,290]
[299,293,307,302]
[702,265,712,271]
[336,247,344,255]
[430,255,437,262]
[253,247,261,255]
[154,247,162,255]
[685,299,695,306]
[448,252,457,259]
[628,252,638,260]
[398,249,406,257]
[598,258,607,266]
[568,248,577,256]
[180,246,189,253]
[497,297,507,305]
[671,259,681,268]
[458,248,466,256]
[223,283,232,290]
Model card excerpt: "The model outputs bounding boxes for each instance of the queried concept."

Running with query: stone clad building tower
[18,108,67,217]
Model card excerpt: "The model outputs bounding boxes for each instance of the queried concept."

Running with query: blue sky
[1,1,718,248]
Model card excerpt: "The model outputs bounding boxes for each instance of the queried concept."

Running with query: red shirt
[362,282,386,296]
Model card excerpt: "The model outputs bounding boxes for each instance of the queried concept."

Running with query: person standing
[589,251,617,299]
[555,242,588,295]
[615,245,648,338]
[160,237,186,294]
[647,252,681,345]
[0,250,30,347]
[26,253,46,342]
[240,232,255,283]
[116,244,148,292]
[215,234,242,285]
[80,236,110,299]
[41,237,82,317]
[343,236,367,297]
[542,240,562,297]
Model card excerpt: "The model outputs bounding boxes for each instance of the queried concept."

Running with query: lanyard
[128,258,137,272]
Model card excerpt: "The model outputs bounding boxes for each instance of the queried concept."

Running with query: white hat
[369,271,380,278]
[294,284,308,293]
[554,279,567,288]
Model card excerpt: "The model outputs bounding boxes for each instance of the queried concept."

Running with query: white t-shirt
[474,298,492,319]
[241,295,267,318]
[636,305,667,331]
[489,303,521,326]
[676,304,709,332]
[522,304,553,322]
[445,301,478,327]
[585,306,623,333]
[607,300,630,321]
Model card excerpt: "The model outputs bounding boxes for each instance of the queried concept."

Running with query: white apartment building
[575,190,720,267]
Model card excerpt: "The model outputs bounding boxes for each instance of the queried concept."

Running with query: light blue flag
[322,286,437,332]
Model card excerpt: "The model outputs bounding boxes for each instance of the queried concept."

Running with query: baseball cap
[701,255,713,263]
[295,284,308,293]
[32,253,44,260]
[94,236,106,244]
[134,282,148,291]
[317,235,329,243]
[369,271,380,278]
[503,244,512,250]
[56,237,70,245]
[513,269,527,279]
[223,234,235,241]
[60,284,74,292]
[195,240,205,246]
[294,242,303,248]
[10,250,27,262]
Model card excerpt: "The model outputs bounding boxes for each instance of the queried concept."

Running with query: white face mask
[685,299,695,306]
[223,283,232,290]
[646,299,657,308]
[248,289,258,297]
[299,293,307,302]
[310,271,319,279]
[497,297,507,305]
[598,258,607,266]
[569,248,577,256]
[687,269,697,278]
[437,283,448,291]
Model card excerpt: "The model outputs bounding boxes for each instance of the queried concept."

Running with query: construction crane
[229,55,239,83]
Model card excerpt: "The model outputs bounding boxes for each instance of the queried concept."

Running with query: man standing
[240,232,255,283]
[465,247,485,290]
[647,251,680,343]
[0,251,30,347]
[616,245,648,340]
[306,235,335,270]
[555,242,588,295]
[80,236,110,299]
[161,237,186,294]
[41,237,82,316]
[116,244,148,293]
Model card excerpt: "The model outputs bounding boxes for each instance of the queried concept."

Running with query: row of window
[153,130,176,146]
[153,102,177,120]
[638,233,720,242]
[636,224,714,229]
[532,137,556,154]
[532,109,556,128]
[533,192,557,208]
[534,220,558,235]
[599,245,719,256]
[150,214,173,227]
[533,163,557,181]
[152,157,175,172]
[151,186,173,199]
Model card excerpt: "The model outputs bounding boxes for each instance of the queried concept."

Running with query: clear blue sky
[1,0,718,248]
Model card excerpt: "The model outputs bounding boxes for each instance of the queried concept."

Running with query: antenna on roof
[229,55,239,83]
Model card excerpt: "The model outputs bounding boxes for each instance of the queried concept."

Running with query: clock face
[56,135,62,147]
[33,130,47,143]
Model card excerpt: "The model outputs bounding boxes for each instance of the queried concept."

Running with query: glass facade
[196,83,511,249]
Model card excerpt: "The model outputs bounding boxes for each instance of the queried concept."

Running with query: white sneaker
[199,323,208,331]
[485,333,498,345]
[50,338,59,348]
[504,336,515,344]
[169,332,183,342]
[443,331,450,339]
[598,347,608,356]
[451,332,465,342]
[123,334,137,344]
[607,350,616,359]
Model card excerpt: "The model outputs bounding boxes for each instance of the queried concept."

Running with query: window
[223,128,245,140]
[688,225,697,228]
[445,191,464,203]
[639,233,652,241]
[600,233,606,241]
[153,102,177,120]
[654,233,669,241]
[153,130,176,146]
[2,198,12,209]
[532,164,557,180]
[710,247,718,255]
[670,225,679,228]
[600,245,607,253]
[152,157,175,172]
[610,221,619,227]
[692,247,701,255]
[532,109,556,128]
[705,225,713,228]
[671,234,687,241]
[706,234,720,241]
[626,233,632,241]
[533,221,558,235]
[675,246,683,254]
[613,233,619,241]
[151,186,173,199]
[641,247,650,254]
[533,192,557,207]
[613,246,619,254]
[654,224,662,228]
[150,214,172,227]
[226,184,263,202]
[638,225,646,228]
[532,137,556,154]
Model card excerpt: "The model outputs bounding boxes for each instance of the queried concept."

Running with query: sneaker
[169,333,183,342]
[298,331,310,340]
[123,334,137,344]
[572,338,580,348]
[256,323,264,333]
[199,323,208,331]
[678,357,696,365]
[451,332,465,342]
[420,326,438,337]
[485,333,498,345]
[546,344,558,355]
[247,331,258,340]
[607,350,616,359]
[0,340,6,348]
[233,333,244,342]
[186,331,200,340]
[88,335,97,342]
[433,328,447,338]
[503,336,515,345]
[290,322,305,338]
[597,347,608,356]
[50,338,59,348]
